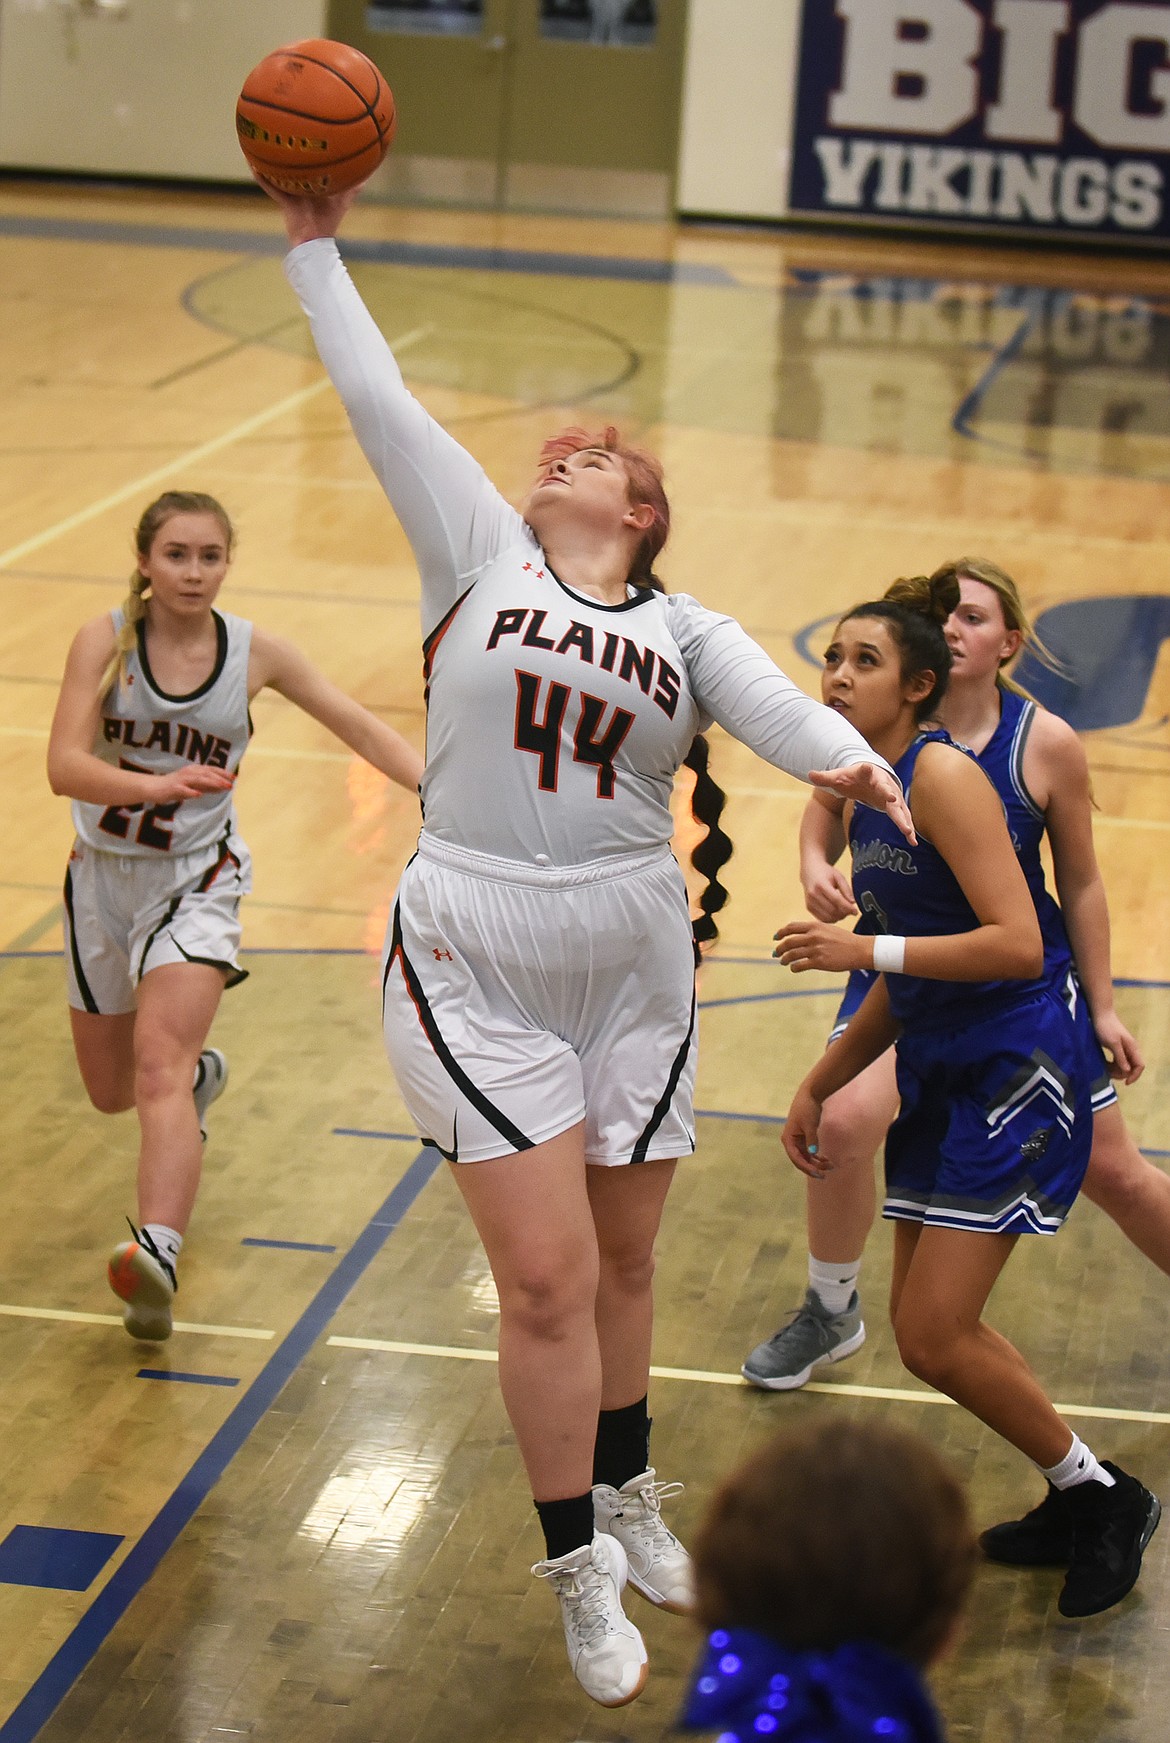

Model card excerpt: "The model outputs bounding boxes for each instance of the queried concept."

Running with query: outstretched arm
[667,595,911,838]
[263,182,528,634]
[48,619,234,806]
[250,630,424,794]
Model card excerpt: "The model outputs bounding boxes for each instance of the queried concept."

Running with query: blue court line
[697,1108,785,1125]
[334,1128,427,1143]
[137,1370,239,1388]
[240,1237,337,1253]
[0,213,735,286]
[0,1144,441,1743]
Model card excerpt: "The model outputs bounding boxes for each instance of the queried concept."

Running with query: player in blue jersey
[48,491,423,1342]
[771,573,1158,1619]
[744,558,1166,1577]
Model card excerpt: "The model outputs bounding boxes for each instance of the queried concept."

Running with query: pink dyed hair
[538,425,670,590]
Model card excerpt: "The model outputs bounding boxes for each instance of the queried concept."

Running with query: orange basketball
[236,38,396,197]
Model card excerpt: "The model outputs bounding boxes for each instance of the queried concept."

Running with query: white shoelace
[536,1559,614,1648]
[618,1479,685,1553]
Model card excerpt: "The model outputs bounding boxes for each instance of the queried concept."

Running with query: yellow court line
[325,1338,1170,1427]
[0,326,430,573]
[0,1302,274,1339]
[329,1335,498,1361]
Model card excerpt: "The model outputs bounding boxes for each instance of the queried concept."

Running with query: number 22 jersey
[72,608,251,858]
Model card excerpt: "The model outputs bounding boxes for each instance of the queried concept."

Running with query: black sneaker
[1057,1464,1161,1618]
[980,1483,1074,1567]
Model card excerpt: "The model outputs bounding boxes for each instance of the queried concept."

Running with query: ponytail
[684,734,734,958]
[98,490,235,701]
[99,567,152,700]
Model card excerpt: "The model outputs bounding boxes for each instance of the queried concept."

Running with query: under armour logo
[432,947,453,961]
[522,563,546,578]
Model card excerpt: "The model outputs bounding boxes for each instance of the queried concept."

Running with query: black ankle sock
[593,1395,651,1491]
[535,1492,596,1562]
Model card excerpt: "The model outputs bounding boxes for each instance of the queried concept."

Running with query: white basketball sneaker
[592,1469,695,1614]
[532,1533,648,1707]
[193,1048,228,1141]
[107,1225,176,1342]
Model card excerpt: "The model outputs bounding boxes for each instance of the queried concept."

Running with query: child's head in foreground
[680,1418,978,1742]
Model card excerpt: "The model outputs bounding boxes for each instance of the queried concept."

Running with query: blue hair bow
[678,1628,945,1743]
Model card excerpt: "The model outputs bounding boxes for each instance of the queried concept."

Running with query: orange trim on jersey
[422,585,474,700]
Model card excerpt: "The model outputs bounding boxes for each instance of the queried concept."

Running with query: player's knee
[598,1241,655,1300]
[85,1077,135,1115]
[892,1310,952,1389]
[501,1256,597,1340]
[817,1099,882,1171]
[133,1046,192,1106]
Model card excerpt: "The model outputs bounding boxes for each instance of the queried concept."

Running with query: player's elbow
[1002,923,1043,980]
[46,753,69,796]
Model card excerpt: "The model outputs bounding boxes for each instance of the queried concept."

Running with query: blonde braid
[98,567,152,700]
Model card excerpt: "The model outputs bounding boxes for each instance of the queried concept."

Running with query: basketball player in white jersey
[47,491,423,1343]
[262,177,912,1708]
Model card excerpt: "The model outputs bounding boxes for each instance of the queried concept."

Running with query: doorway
[326,0,687,216]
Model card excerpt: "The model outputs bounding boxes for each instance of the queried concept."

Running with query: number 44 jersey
[72,608,252,858]
[421,555,858,866]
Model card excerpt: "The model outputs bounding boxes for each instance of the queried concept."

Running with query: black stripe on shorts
[63,866,99,1014]
[384,900,534,1155]
[631,983,697,1164]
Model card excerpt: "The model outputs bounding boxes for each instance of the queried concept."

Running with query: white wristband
[872,935,907,974]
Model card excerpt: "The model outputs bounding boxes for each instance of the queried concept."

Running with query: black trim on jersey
[63,867,99,1014]
[135,895,182,982]
[137,610,228,704]
[383,901,535,1153]
[546,565,654,615]
[630,984,696,1164]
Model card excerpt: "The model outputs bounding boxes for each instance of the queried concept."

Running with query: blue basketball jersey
[977,689,1073,984]
[847,728,1046,1032]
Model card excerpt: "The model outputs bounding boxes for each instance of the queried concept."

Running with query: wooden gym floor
[0,176,1167,1742]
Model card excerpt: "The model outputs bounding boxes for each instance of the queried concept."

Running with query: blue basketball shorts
[1055,965,1118,1113]
[828,968,875,1044]
[883,987,1092,1236]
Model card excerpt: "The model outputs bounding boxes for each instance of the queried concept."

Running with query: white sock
[808,1255,861,1316]
[1041,1433,1116,1490]
[142,1223,183,1272]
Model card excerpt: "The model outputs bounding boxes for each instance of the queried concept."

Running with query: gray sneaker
[742,1287,865,1390]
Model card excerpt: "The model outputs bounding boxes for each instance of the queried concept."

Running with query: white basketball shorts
[63,832,252,1015]
[382,834,698,1166]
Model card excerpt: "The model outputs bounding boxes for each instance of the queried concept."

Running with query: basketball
[236,38,396,197]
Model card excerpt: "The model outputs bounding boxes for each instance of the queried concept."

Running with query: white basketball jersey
[72,608,252,858]
[285,238,893,868]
